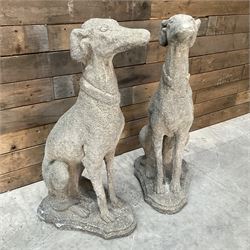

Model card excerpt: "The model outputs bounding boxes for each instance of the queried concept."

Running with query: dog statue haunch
[134,14,200,214]
[37,18,150,239]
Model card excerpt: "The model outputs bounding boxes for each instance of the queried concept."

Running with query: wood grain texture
[1,0,151,25]
[4,86,246,153]
[0,78,54,110]
[1,53,51,84]
[0,98,76,134]
[121,117,148,139]
[189,49,249,75]
[115,135,140,156]
[122,102,149,122]
[0,65,247,135]
[0,145,44,175]
[151,1,249,19]
[0,116,146,158]
[147,45,249,72]
[1,48,148,84]
[195,79,249,103]
[0,25,49,56]
[194,94,237,117]
[192,103,249,130]
[190,33,249,57]
[190,65,247,91]
[3,14,248,56]
[206,15,249,35]
[2,33,248,84]
[0,124,54,155]
[235,90,250,105]
[0,164,42,193]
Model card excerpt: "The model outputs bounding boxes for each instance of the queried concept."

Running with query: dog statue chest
[81,101,125,143]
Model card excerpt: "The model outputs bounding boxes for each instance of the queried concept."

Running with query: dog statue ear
[195,19,201,31]
[159,19,169,47]
[70,28,91,65]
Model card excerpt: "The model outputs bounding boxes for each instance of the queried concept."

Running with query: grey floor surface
[0,114,249,250]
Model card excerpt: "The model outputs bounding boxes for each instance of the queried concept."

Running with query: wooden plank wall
[0,0,249,192]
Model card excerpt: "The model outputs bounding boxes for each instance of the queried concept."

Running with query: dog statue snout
[159,14,200,47]
[114,27,150,53]
[70,18,150,61]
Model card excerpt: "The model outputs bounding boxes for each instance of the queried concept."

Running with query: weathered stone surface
[134,157,192,214]
[38,18,150,238]
[135,14,200,213]
[38,177,136,239]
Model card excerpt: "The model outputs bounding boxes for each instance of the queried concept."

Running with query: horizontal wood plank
[4,91,240,153]
[116,135,140,155]
[122,102,149,122]
[53,75,80,100]
[0,78,54,110]
[0,124,54,155]
[147,44,249,72]
[194,94,237,117]
[121,117,148,139]
[195,79,249,103]
[0,25,49,56]
[0,145,44,175]
[206,15,249,36]
[151,1,249,19]
[0,164,42,193]
[120,81,159,106]
[0,98,76,135]
[1,0,151,25]
[4,14,247,56]
[192,103,249,130]
[1,53,51,84]
[190,33,249,57]
[190,64,247,91]
[1,47,148,84]
[189,49,249,75]
[1,65,247,136]
[3,61,245,113]
[2,32,248,84]
[235,90,250,105]
[117,62,162,88]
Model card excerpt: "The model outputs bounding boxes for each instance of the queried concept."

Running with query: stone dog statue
[38,18,150,239]
[134,14,200,214]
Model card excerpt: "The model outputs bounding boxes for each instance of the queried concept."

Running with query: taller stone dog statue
[37,18,150,239]
[134,14,200,214]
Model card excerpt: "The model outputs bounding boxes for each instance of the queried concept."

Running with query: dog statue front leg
[152,132,165,194]
[104,151,123,208]
[83,157,114,223]
[170,132,186,193]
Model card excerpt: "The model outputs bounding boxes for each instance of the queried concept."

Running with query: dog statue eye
[99,25,109,32]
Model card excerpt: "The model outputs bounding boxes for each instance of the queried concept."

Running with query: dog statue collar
[80,78,120,106]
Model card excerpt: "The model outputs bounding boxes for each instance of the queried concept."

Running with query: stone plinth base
[37,178,136,239]
[134,156,191,214]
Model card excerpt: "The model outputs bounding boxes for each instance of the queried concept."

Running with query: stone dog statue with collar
[134,14,200,214]
[38,18,150,239]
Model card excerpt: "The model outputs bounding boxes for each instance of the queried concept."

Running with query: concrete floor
[0,114,249,250]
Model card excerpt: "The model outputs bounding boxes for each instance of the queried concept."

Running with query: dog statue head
[159,14,200,47]
[70,18,150,65]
